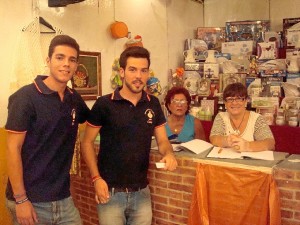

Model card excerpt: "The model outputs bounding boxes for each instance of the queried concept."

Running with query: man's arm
[81,125,109,204]
[154,125,177,171]
[6,132,37,225]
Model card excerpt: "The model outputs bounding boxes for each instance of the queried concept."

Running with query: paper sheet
[179,139,214,154]
[207,147,275,160]
[207,147,242,159]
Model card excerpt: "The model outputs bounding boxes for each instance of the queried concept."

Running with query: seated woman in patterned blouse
[164,87,206,143]
[210,82,275,152]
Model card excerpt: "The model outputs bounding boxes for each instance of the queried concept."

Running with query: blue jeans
[97,185,152,225]
[6,196,82,225]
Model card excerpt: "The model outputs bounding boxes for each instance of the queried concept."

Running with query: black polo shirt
[5,75,89,202]
[87,88,166,189]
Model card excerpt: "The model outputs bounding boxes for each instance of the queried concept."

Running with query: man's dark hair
[119,46,150,69]
[48,35,80,59]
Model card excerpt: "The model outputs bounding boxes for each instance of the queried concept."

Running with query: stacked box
[225,20,270,42]
[283,17,300,47]
[261,77,283,97]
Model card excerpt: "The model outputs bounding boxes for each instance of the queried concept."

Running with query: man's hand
[16,201,38,225]
[94,178,110,204]
[160,153,178,171]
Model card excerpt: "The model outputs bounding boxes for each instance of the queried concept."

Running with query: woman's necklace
[230,111,246,135]
[170,115,184,134]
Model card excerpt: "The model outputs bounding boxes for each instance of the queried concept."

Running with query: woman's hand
[230,135,250,152]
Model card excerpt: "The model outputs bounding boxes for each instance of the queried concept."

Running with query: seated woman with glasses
[210,82,275,152]
[164,87,206,143]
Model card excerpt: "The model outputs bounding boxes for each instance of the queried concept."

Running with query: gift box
[196,27,226,51]
[225,20,270,42]
[257,42,278,60]
[203,63,219,79]
[222,41,254,56]
[283,17,300,46]
[184,62,203,71]
[286,29,300,47]
[258,59,286,77]
[261,77,283,97]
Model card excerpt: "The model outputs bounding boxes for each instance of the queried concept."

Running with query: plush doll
[146,77,162,96]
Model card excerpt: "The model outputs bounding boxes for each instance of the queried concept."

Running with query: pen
[218,147,223,154]
[233,145,240,150]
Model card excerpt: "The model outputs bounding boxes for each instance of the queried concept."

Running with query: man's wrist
[91,175,103,185]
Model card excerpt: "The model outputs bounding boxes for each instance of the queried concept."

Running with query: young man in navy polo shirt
[81,46,177,225]
[5,35,89,225]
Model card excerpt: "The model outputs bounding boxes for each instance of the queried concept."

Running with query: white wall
[1,0,300,127]
[204,0,300,32]
[0,0,203,126]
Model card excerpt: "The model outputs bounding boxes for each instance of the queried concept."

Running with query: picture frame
[71,51,102,100]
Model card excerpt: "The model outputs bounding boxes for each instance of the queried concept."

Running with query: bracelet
[13,192,26,199]
[15,197,29,205]
[92,177,102,185]
[91,175,102,184]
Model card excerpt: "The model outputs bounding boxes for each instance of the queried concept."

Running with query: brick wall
[148,153,197,225]
[71,145,100,225]
[273,167,300,225]
[71,149,300,225]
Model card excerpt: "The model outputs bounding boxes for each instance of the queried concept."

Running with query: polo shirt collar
[33,75,73,95]
[112,87,150,102]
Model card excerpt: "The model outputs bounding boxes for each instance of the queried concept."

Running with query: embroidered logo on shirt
[71,108,76,125]
[145,109,155,124]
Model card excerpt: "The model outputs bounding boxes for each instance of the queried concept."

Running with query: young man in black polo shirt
[5,35,89,225]
[81,46,177,225]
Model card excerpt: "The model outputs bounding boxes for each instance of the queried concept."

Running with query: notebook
[172,139,214,154]
[207,146,275,160]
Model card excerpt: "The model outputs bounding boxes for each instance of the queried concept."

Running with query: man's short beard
[124,79,144,93]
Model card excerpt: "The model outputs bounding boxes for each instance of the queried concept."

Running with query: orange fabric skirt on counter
[188,163,281,225]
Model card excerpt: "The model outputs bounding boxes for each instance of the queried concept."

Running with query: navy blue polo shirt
[5,75,89,202]
[87,88,166,189]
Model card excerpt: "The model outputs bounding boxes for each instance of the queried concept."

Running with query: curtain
[188,163,281,225]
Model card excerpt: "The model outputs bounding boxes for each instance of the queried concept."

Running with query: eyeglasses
[171,99,188,105]
[225,97,246,103]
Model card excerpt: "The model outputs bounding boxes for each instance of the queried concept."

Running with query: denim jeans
[97,185,152,225]
[6,196,82,225]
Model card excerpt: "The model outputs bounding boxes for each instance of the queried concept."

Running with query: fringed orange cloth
[188,163,281,225]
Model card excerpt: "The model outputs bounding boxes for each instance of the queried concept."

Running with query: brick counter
[71,147,300,225]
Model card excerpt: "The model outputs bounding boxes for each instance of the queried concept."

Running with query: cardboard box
[203,63,219,79]
[258,59,286,77]
[283,17,300,46]
[196,27,226,51]
[222,41,254,56]
[286,73,300,82]
[286,29,300,47]
[184,62,203,71]
[251,97,279,108]
[220,73,246,91]
[225,20,270,42]
[257,42,278,60]
[286,48,300,59]
[261,77,283,97]
[246,77,262,97]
